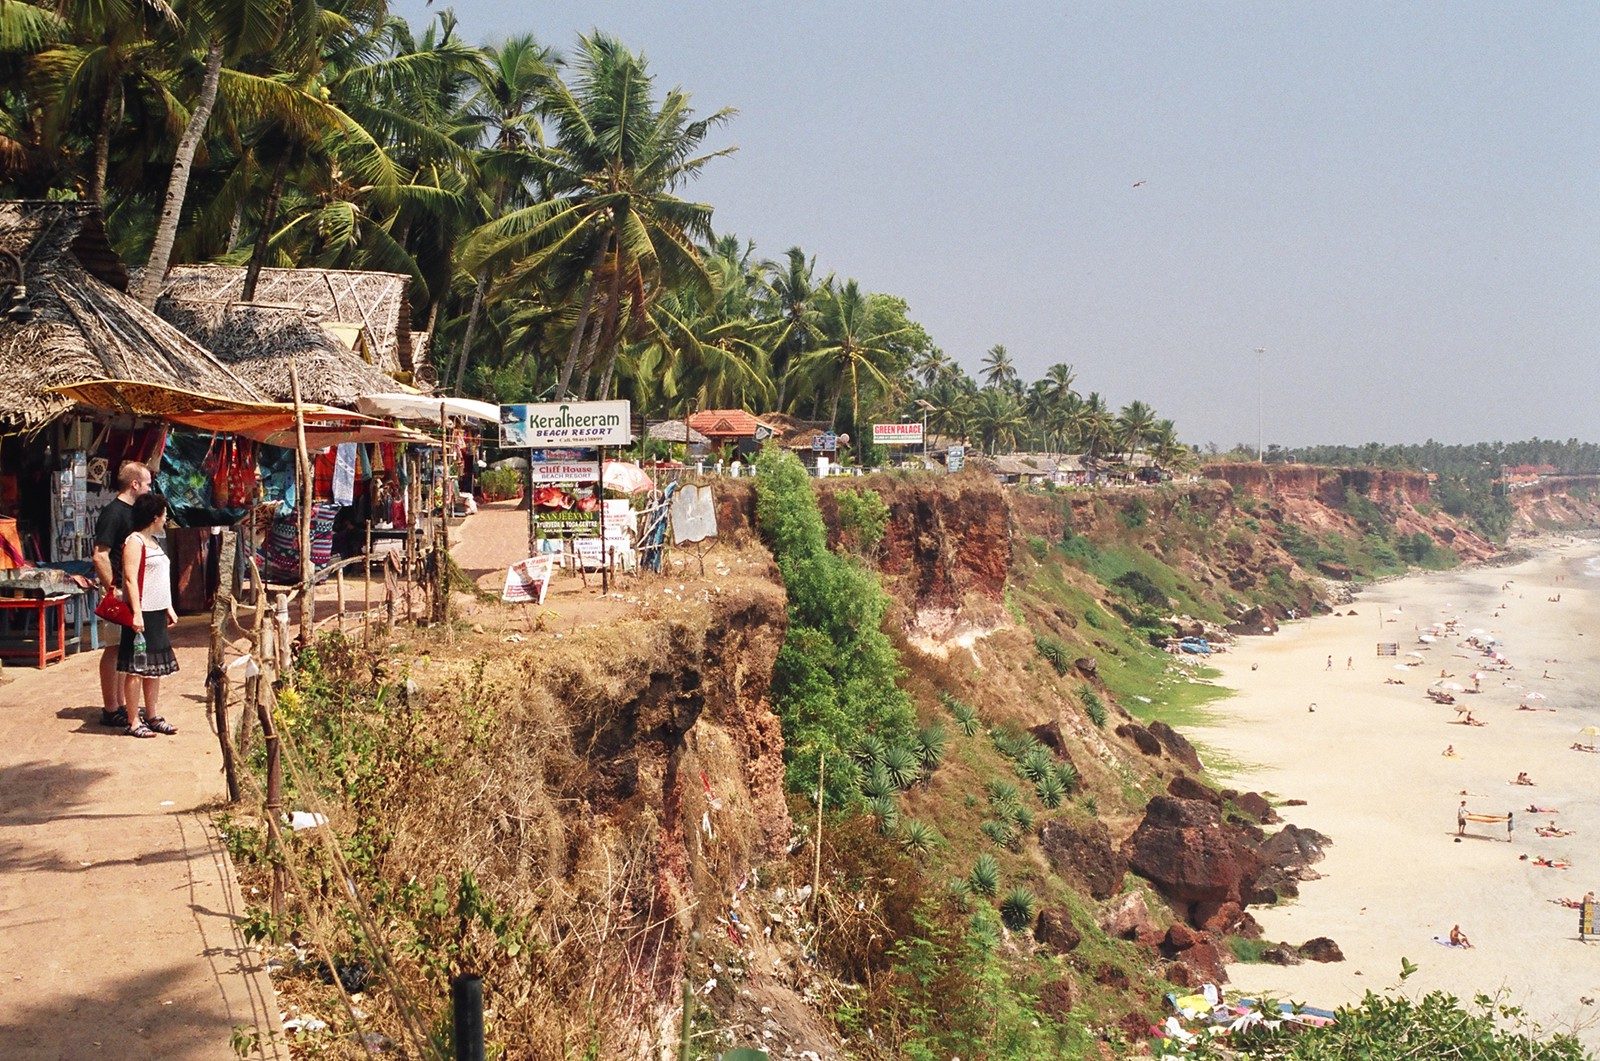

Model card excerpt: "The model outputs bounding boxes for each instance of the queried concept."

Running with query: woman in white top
[118,492,179,737]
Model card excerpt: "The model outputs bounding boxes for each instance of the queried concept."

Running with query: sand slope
[1191,537,1600,1048]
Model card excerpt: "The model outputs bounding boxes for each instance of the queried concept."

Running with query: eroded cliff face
[1509,475,1600,532]
[1201,462,1497,564]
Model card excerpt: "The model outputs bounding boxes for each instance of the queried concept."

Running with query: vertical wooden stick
[812,752,825,917]
[209,528,239,803]
[363,519,371,648]
[289,362,314,646]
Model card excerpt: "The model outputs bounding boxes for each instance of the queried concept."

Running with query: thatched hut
[155,265,422,380]
[0,201,262,430]
[154,299,403,406]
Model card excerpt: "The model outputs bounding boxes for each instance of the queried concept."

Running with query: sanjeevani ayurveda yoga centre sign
[500,401,632,448]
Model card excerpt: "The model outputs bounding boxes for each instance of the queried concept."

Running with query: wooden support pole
[208,528,240,803]
[363,520,372,648]
[435,402,450,624]
[289,362,314,649]
[335,567,346,632]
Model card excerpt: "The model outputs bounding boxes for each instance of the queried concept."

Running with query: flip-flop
[126,723,157,738]
[145,716,178,736]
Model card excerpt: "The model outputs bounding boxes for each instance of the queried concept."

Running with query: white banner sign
[500,401,632,447]
[872,422,924,445]
[501,555,555,604]
[528,461,601,483]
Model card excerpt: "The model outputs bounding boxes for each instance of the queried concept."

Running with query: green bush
[882,744,921,790]
[1035,771,1065,808]
[898,819,942,856]
[477,466,524,501]
[835,486,890,555]
[757,447,916,800]
[915,725,948,771]
[951,702,980,737]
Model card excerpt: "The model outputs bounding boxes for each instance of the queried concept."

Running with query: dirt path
[0,617,283,1059]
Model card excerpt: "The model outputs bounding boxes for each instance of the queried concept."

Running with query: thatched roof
[156,265,419,377]
[155,299,400,407]
[0,201,261,428]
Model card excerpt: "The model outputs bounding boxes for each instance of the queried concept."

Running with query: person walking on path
[118,493,179,737]
[1326,654,1334,670]
[1458,800,1468,836]
[93,461,150,727]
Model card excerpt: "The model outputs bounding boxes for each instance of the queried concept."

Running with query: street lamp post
[914,398,934,465]
[1254,347,1265,463]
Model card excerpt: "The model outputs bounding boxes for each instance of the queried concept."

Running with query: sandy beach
[1190,535,1600,1047]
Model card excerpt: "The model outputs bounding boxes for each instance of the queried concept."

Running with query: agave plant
[951,703,980,737]
[854,733,888,767]
[898,818,942,856]
[915,724,948,770]
[986,779,1021,807]
[881,744,921,789]
[1013,805,1035,834]
[862,763,896,801]
[980,819,1016,848]
[1054,762,1080,794]
[1081,687,1108,728]
[969,853,1001,896]
[1018,746,1055,784]
[1035,771,1065,808]
[866,794,900,833]
[999,886,1037,931]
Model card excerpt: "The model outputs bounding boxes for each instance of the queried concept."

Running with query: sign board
[573,537,606,571]
[530,484,601,536]
[501,555,555,604]
[945,444,965,473]
[872,422,924,445]
[500,401,631,447]
[528,448,601,483]
[670,484,718,545]
[812,432,838,453]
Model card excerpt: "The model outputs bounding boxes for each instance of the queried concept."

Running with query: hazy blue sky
[395,1,1598,449]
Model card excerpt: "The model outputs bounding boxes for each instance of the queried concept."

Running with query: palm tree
[912,345,956,388]
[968,387,1025,455]
[1149,419,1190,469]
[1117,399,1158,459]
[979,343,1017,391]
[1079,392,1117,459]
[757,245,819,412]
[463,32,736,401]
[793,277,911,430]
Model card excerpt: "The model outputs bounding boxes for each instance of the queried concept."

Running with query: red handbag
[93,541,146,627]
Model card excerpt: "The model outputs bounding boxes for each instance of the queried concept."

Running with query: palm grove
[0,3,1187,466]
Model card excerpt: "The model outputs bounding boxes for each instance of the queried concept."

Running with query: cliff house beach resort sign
[500,400,632,448]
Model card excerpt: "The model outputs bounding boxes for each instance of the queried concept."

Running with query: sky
[394,0,1599,449]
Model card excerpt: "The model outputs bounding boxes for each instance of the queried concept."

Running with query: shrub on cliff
[755,446,915,801]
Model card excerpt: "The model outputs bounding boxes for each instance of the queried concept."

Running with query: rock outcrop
[1040,819,1126,900]
[1122,796,1263,932]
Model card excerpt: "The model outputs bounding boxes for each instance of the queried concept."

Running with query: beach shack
[685,409,774,462]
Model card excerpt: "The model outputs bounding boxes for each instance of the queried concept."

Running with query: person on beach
[117,493,179,738]
[1444,745,1456,757]
[1457,800,1467,835]
[1346,656,1353,670]
[1515,772,1534,786]
[1326,655,1333,670]
[92,460,151,727]
[1449,924,1472,948]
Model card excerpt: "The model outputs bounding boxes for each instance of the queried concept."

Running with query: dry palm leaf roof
[156,264,419,378]
[154,300,402,406]
[0,201,261,428]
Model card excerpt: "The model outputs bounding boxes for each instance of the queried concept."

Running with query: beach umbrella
[601,460,654,494]
[1525,691,1547,701]
[1406,651,1427,661]
[1419,635,1437,643]
[1440,682,1465,691]
[1470,672,1487,680]
[1454,703,1472,714]
[1393,664,1413,671]
[1578,726,1600,738]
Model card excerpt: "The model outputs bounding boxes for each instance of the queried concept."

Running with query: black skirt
[116,612,179,677]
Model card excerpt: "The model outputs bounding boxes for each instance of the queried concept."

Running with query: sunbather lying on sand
[1527,805,1558,813]
[1537,826,1574,838]
[1523,856,1570,869]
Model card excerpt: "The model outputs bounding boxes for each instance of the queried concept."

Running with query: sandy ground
[1190,536,1600,1046]
[0,615,284,1059]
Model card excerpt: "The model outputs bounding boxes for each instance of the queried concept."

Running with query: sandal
[126,723,157,738]
[102,706,129,728]
[145,716,178,736]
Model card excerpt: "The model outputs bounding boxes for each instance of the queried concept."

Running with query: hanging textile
[312,448,337,501]
[332,443,357,506]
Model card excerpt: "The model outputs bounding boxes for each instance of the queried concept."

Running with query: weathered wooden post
[208,528,240,802]
[289,362,314,645]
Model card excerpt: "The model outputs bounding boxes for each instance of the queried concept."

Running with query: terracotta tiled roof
[686,409,770,438]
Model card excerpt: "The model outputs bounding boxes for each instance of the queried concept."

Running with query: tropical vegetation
[0,1,1187,465]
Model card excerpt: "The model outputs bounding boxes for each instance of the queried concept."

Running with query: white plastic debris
[287,811,328,831]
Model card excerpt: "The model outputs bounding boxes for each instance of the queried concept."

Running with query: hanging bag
[93,540,146,627]
[228,438,257,506]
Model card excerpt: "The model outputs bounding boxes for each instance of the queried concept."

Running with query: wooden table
[0,593,69,669]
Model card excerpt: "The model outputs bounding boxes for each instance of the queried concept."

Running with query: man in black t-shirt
[93,461,151,726]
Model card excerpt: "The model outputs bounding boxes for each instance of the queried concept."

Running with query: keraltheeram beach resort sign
[500,401,631,448]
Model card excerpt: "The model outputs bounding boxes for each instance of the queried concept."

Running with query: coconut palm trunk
[135,37,224,307]
[451,272,487,395]
[554,236,609,399]
[242,147,292,302]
